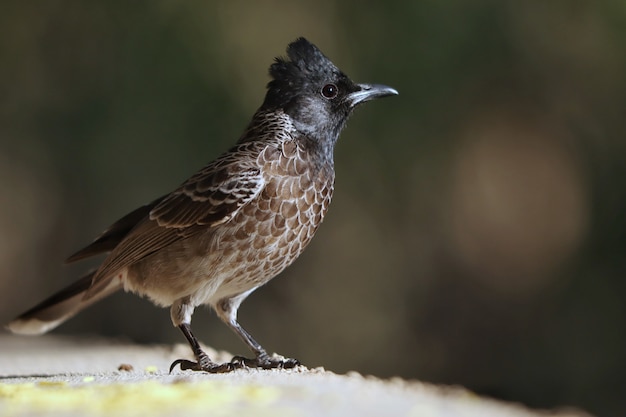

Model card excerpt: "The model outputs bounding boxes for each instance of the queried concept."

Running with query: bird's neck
[239,109,337,170]
[238,109,295,144]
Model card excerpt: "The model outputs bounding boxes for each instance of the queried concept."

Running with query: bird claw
[230,353,300,370]
[169,358,239,374]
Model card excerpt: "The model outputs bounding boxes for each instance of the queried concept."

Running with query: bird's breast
[218,141,334,289]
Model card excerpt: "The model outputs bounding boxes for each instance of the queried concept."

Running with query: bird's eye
[321,84,338,99]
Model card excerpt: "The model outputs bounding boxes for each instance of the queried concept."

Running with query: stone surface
[0,335,591,417]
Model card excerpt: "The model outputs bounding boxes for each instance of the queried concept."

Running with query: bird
[7,37,398,373]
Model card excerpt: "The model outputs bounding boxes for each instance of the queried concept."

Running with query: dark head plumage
[261,37,398,146]
[264,37,348,109]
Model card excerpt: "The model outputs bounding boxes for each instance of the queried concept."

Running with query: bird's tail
[6,272,123,335]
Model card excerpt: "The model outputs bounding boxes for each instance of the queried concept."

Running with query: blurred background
[1,0,625,415]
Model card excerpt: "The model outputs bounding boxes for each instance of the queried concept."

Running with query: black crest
[270,38,339,81]
[264,38,345,108]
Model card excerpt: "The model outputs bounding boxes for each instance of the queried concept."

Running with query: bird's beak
[348,84,398,107]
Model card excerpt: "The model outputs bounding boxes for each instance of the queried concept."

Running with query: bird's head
[263,38,397,147]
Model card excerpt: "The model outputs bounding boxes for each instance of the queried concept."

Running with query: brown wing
[86,143,266,296]
[150,154,264,228]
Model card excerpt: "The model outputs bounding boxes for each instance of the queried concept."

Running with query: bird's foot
[169,351,241,373]
[230,352,300,370]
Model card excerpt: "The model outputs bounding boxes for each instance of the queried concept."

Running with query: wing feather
[87,143,266,294]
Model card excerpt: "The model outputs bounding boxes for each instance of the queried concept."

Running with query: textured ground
[0,335,590,417]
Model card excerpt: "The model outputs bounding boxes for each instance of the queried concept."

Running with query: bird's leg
[169,323,236,373]
[227,319,301,369]
[168,298,237,373]
[215,292,300,370]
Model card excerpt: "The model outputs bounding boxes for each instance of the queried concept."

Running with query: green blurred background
[1,1,625,415]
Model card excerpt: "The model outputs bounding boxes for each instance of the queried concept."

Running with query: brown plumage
[7,38,397,372]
